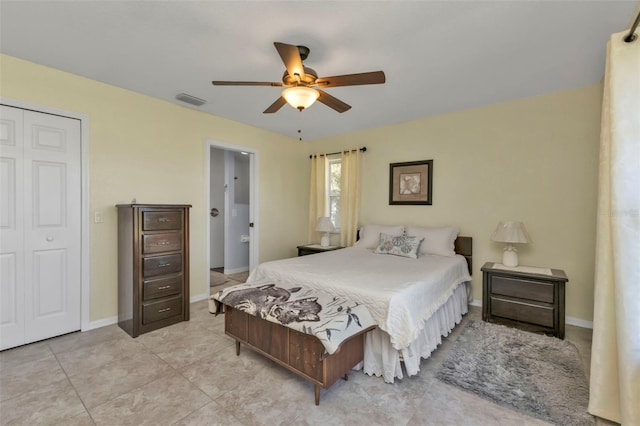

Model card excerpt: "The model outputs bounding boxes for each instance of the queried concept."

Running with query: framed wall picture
[389,160,433,205]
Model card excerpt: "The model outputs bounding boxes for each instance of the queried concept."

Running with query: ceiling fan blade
[317,89,351,113]
[212,81,283,87]
[315,71,386,88]
[263,96,287,114]
[274,42,305,80]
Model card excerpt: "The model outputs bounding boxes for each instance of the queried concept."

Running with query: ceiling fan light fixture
[282,86,319,110]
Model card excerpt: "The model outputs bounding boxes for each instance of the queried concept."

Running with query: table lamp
[315,217,336,247]
[491,221,531,267]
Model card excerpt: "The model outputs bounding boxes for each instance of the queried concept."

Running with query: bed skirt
[361,282,470,383]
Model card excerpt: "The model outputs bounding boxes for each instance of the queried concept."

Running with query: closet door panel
[0,105,25,350]
[23,110,81,343]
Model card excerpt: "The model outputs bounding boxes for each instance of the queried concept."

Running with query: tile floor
[0,303,603,426]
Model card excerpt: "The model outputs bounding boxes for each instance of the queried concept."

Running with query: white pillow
[405,226,459,257]
[354,224,405,249]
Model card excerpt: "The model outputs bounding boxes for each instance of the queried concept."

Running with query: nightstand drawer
[491,296,554,327]
[491,276,554,304]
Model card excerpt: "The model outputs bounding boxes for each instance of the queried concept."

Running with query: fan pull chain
[298,109,304,141]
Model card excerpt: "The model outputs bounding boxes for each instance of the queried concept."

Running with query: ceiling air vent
[175,93,206,106]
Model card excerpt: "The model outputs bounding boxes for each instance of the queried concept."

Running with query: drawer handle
[156,240,171,245]
[158,263,171,267]
[158,218,171,223]
[158,307,172,313]
[157,285,172,290]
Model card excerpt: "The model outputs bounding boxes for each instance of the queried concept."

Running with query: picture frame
[389,160,433,205]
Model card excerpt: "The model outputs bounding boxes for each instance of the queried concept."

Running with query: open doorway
[205,140,258,297]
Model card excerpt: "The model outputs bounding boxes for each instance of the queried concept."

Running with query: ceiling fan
[212,42,385,114]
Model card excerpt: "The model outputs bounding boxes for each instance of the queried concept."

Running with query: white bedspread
[248,247,471,351]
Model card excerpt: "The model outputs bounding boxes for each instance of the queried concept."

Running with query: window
[328,158,341,230]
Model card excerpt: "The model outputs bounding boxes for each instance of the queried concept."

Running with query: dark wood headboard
[455,236,473,275]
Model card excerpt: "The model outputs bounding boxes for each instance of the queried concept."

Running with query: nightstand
[297,244,344,256]
[481,262,568,339]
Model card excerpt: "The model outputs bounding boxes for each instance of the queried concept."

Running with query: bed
[246,224,473,383]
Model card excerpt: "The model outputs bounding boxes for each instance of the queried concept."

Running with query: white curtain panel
[308,154,328,243]
[589,29,640,424]
[340,149,362,246]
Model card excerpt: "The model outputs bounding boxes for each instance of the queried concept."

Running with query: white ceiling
[1,1,636,140]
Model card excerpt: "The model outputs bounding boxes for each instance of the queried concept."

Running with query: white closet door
[0,105,26,349]
[0,106,81,349]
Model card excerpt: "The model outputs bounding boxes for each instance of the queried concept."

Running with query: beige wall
[310,84,602,322]
[0,54,309,322]
[1,53,602,324]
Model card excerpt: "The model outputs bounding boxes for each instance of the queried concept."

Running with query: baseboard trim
[191,293,209,303]
[469,299,593,329]
[85,295,211,331]
[85,315,117,331]
[223,266,249,275]
[566,316,593,329]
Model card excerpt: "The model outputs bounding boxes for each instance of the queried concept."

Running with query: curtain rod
[625,10,640,43]
[309,147,367,159]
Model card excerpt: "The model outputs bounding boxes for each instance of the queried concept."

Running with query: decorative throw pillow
[374,233,424,259]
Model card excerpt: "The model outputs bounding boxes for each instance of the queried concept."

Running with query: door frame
[204,140,259,296]
[0,96,91,332]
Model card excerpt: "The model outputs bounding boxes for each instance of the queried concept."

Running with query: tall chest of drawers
[117,204,191,337]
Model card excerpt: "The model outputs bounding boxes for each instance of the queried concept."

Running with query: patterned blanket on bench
[212,280,376,355]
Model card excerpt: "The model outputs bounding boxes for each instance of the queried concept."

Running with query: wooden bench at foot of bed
[224,305,374,405]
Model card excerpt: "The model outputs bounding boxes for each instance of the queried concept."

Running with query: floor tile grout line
[49,346,97,424]
[56,340,181,416]
[0,344,64,404]
[85,369,188,416]
[169,397,216,425]
[168,376,249,426]
[48,332,125,357]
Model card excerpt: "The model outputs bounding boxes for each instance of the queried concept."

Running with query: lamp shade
[315,217,336,233]
[491,221,531,244]
[283,86,319,110]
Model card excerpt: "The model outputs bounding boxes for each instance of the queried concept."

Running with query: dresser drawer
[142,296,182,324]
[143,232,183,254]
[143,254,182,277]
[143,211,182,231]
[491,276,554,304]
[143,275,182,301]
[491,296,554,327]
